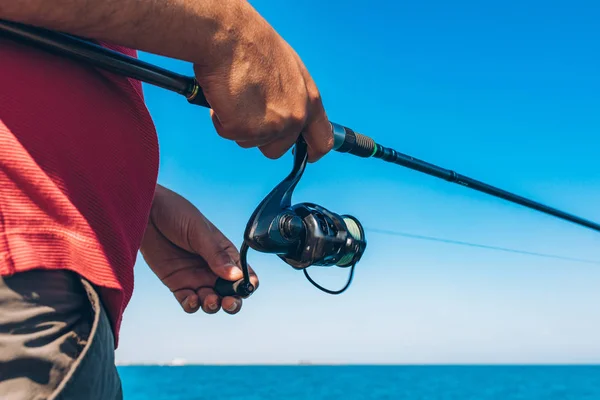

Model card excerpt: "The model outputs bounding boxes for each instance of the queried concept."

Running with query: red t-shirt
[0,36,158,347]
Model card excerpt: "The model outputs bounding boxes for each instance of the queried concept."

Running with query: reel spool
[214,137,367,298]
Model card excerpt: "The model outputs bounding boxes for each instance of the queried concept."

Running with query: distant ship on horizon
[167,358,187,366]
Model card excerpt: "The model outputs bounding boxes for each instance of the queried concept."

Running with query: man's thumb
[185,211,245,282]
[206,248,244,282]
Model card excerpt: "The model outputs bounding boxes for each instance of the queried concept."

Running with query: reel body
[214,137,366,298]
[277,203,365,269]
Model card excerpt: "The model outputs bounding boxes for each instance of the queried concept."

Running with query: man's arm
[0,0,334,161]
[0,0,252,65]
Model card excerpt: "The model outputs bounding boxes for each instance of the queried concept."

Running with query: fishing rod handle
[330,122,377,157]
[0,19,209,106]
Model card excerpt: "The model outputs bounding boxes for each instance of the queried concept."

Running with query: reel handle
[214,277,255,299]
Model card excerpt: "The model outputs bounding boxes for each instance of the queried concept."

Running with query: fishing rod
[2,19,598,298]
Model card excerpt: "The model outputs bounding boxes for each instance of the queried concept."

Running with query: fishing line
[367,228,600,265]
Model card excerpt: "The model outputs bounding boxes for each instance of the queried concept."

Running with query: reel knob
[214,277,255,298]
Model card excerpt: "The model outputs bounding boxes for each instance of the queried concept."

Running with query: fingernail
[219,253,242,276]
[208,302,218,311]
[226,301,238,312]
[185,297,197,309]
[225,263,243,276]
[230,265,243,276]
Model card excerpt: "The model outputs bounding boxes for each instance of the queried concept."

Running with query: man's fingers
[172,288,201,314]
[221,296,242,315]
[258,131,299,159]
[174,288,241,315]
[167,261,257,316]
[160,262,215,290]
[302,85,333,163]
[211,86,331,163]
[197,287,221,314]
[303,114,333,163]
[210,109,287,148]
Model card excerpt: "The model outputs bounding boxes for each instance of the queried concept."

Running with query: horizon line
[116,362,600,367]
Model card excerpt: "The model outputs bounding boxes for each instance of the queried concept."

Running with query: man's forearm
[2,1,333,163]
[0,0,260,65]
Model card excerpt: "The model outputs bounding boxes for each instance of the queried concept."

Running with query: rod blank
[0,19,207,105]
[373,145,600,232]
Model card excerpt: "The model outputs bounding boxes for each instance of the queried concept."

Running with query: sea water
[118,365,600,399]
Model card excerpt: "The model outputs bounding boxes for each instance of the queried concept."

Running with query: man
[0,1,333,399]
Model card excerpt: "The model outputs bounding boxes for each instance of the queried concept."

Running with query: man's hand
[194,2,333,162]
[139,184,259,314]
[2,0,333,162]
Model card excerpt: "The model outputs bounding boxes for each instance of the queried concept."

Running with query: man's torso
[0,36,159,345]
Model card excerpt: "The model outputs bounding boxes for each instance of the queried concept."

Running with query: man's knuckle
[322,135,334,152]
[264,151,281,160]
[289,109,307,131]
[260,147,282,160]
[215,123,238,140]
[262,118,285,136]
[311,93,322,106]
[307,85,323,105]
[236,140,255,149]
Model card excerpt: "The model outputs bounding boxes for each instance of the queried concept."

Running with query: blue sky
[115,0,600,364]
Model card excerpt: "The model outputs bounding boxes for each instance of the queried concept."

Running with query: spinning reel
[214,137,367,298]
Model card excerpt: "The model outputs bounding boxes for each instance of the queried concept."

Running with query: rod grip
[351,131,376,157]
[332,122,376,158]
[214,278,255,299]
